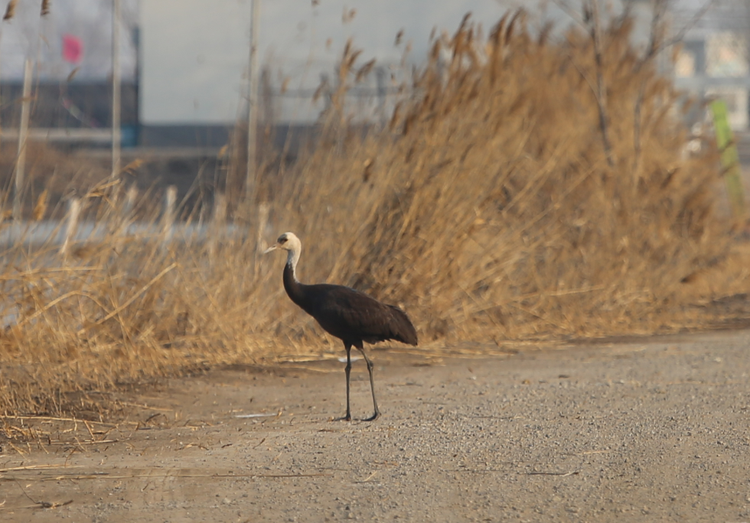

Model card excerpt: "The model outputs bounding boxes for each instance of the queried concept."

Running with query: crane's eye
[278,235,287,243]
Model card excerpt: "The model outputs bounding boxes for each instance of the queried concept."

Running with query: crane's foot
[332,413,352,422]
[363,411,380,422]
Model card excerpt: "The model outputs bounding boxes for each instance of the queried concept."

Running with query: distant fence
[0,186,247,255]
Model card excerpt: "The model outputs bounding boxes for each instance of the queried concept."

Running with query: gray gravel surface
[2,330,750,522]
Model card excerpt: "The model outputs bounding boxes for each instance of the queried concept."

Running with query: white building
[1,0,748,143]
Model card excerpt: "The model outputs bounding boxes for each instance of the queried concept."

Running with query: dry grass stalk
[32,189,48,220]
[3,0,16,21]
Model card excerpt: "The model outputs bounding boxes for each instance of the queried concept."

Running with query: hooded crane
[264,232,418,421]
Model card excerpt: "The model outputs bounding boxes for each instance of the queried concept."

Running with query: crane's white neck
[286,246,301,281]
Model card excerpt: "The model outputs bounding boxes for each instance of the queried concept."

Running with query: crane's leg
[357,344,380,421]
[336,342,353,421]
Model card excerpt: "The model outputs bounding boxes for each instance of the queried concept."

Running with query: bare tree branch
[635,0,716,72]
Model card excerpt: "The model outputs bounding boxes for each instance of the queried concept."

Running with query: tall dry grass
[0,10,746,418]
[262,12,731,340]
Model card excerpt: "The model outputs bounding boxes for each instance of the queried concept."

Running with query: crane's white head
[263,232,302,271]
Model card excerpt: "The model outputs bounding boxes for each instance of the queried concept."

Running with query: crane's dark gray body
[266,232,417,421]
[283,263,418,348]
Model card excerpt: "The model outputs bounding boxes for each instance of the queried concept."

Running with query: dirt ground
[2,330,750,522]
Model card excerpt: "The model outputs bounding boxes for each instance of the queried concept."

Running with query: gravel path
[2,330,750,522]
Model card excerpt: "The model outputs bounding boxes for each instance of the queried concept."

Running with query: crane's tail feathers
[388,305,418,346]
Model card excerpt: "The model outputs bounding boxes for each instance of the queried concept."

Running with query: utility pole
[245,0,260,202]
[14,59,32,222]
[111,0,121,179]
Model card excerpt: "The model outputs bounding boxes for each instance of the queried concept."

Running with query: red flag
[62,34,83,64]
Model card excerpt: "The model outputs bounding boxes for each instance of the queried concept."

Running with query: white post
[61,198,81,257]
[116,185,137,252]
[120,184,138,233]
[124,185,138,217]
[245,0,261,202]
[253,202,269,279]
[111,0,121,179]
[162,185,177,246]
[257,202,269,253]
[14,59,32,222]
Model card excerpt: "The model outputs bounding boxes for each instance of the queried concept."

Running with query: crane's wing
[310,285,418,346]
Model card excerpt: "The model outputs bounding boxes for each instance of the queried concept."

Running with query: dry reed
[259,12,737,341]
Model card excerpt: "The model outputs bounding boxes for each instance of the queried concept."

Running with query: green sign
[711,99,745,217]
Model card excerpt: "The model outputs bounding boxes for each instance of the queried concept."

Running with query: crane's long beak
[263,243,279,254]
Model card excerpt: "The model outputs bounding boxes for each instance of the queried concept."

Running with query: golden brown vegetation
[0,143,109,218]
[264,12,739,340]
[1,11,749,419]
